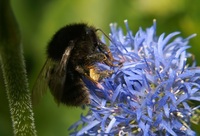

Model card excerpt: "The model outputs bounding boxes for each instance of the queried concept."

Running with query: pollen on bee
[89,68,100,82]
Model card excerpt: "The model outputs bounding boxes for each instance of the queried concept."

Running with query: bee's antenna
[95,28,112,42]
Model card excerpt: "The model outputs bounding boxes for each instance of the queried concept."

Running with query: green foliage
[0,0,36,135]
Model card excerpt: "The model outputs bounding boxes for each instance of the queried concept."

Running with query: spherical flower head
[69,20,200,136]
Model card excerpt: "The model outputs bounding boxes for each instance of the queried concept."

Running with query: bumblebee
[32,23,114,106]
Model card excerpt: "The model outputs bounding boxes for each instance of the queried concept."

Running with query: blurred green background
[1,0,200,135]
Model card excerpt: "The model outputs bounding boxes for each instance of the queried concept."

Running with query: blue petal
[161,121,177,136]
[163,103,169,118]
[77,120,100,135]
[105,117,116,133]
[111,84,121,103]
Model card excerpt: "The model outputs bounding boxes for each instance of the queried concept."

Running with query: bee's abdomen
[61,72,90,106]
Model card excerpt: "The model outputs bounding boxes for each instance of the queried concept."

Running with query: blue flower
[69,20,200,136]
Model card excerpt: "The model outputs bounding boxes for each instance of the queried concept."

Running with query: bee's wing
[31,58,55,105]
[32,44,75,105]
[58,44,75,76]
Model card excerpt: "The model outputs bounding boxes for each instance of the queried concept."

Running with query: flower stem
[0,0,37,135]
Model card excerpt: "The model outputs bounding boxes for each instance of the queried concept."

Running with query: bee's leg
[84,53,106,65]
[84,52,115,67]
[75,66,99,85]
[83,53,115,80]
